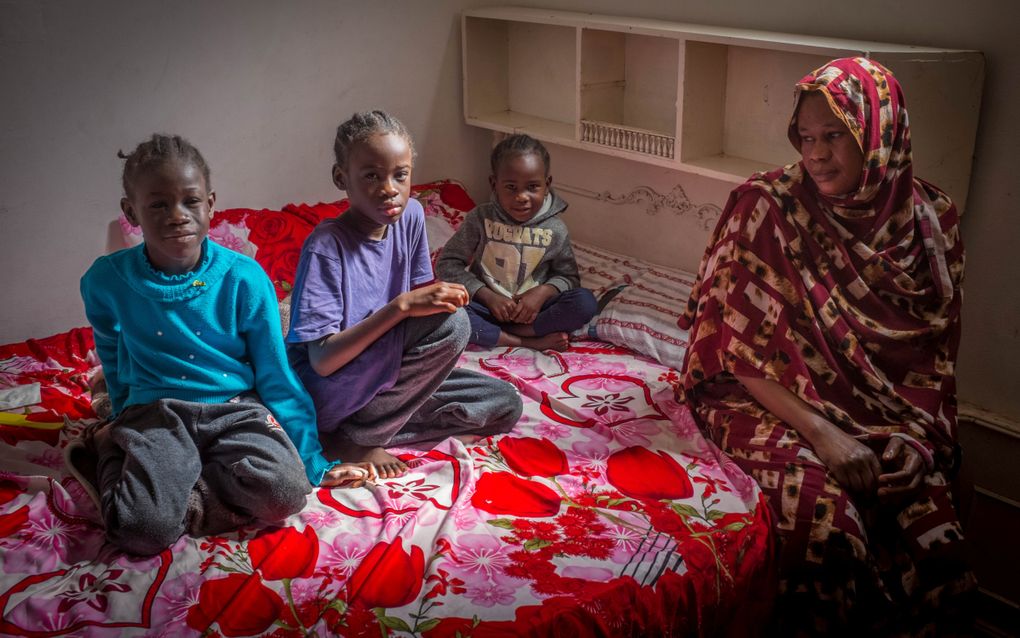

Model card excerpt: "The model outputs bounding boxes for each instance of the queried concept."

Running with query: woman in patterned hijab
[679,57,975,635]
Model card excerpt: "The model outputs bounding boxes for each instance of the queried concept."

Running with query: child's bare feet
[321,462,377,488]
[503,323,537,337]
[523,332,570,352]
[334,441,408,479]
[497,330,570,352]
[453,434,482,445]
[359,447,408,478]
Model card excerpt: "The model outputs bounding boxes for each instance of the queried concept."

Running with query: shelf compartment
[461,7,983,204]
[580,29,679,139]
[679,41,834,178]
[581,119,675,159]
[466,110,575,141]
[463,16,576,140]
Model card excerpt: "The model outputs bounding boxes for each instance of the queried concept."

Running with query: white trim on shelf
[462,7,977,56]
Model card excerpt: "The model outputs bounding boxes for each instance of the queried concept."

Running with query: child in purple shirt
[286,111,522,478]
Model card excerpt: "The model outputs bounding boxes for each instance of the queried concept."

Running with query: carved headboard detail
[556,183,722,231]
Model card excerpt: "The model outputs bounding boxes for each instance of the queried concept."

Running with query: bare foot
[497,330,570,352]
[321,462,378,488]
[503,323,536,337]
[453,434,482,445]
[523,332,570,352]
[334,441,408,479]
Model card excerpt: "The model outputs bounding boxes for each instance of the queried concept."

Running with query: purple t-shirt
[286,199,433,431]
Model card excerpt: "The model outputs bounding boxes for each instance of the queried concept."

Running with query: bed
[0,181,774,637]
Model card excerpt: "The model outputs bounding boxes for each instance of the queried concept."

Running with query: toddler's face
[490,152,550,223]
[333,133,413,231]
[121,160,214,275]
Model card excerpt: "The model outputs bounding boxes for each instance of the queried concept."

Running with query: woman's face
[794,91,864,197]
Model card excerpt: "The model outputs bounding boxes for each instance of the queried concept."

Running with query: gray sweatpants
[340,309,523,447]
[95,394,311,555]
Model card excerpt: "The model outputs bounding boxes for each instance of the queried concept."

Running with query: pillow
[570,241,651,339]
[279,293,293,339]
[570,240,694,370]
[411,180,472,272]
[593,264,694,371]
[275,181,474,337]
[115,207,264,260]
[116,206,315,300]
[114,180,477,301]
[572,241,651,297]
[113,188,695,369]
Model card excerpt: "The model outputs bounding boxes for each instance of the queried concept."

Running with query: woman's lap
[691,381,976,634]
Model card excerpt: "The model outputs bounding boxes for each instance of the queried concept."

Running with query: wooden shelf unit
[461,7,984,206]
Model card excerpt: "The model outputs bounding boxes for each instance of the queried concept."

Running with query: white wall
[525,0,1020,423]
[0,0,497,343]
[2,0,1019,424]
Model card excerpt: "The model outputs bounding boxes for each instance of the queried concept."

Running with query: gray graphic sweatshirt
[436,191,581,299]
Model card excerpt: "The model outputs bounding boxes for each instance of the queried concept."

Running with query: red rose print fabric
[1,188,773,637]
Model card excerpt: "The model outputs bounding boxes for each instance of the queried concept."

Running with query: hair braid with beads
[333,110,416,169]
[118,134,211,197]
[489,134,550,177]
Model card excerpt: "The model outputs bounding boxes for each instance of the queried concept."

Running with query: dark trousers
[465,287,598,347]
[95,394,311,555]
[341,309,523,447]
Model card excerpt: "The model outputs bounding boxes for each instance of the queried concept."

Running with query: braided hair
[118,134,211,197]
[490,134,550,176]
[333,110,416,169]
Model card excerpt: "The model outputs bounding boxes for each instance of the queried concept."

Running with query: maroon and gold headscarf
[679,57,964,466]
[790,57,955,297]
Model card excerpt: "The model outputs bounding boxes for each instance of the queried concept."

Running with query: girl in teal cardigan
[71,134,372,555]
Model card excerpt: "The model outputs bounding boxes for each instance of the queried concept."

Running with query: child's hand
[397,282,469,317]
[321,462,377,488]
[478,288,517,323]
[512,285,556,324]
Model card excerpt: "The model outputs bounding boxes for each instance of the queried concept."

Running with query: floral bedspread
[0,330,773,637]
[1,183,773,635]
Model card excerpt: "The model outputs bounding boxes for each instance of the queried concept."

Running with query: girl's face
[121,160,215,275]
[489,152,550,223]
[333,133,413,238]
[795,91,864,198]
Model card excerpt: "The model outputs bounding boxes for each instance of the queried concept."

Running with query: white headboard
[544,141,732,273]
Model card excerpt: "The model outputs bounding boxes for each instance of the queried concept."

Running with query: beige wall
[527,0,1020,423]
[0,0,498,343]
[2,0,1018,425]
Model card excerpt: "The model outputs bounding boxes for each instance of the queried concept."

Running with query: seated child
[286,111,523,479]
[436,134,597,352]
[70,134,372,556]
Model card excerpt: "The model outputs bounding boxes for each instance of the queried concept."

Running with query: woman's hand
[735,376,883,497]
[512,285,556,325]
[476,288,518,323]
[877,437,926,505]
[809,424,882,496]
[320,462,377,488]
[395,282,469,317]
